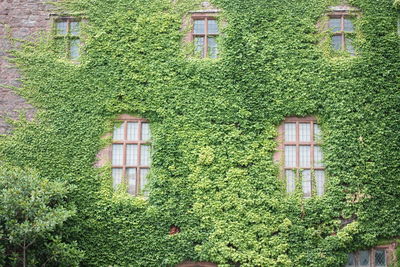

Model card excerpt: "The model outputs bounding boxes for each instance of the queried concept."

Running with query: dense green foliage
[1,0,399,266]
[0,166,83,266]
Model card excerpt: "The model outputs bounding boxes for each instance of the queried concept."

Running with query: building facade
[0,0,399,266]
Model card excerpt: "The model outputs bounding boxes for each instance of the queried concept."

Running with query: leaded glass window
[111,118,151,196]
[344,247,394,267]
[281,117,325,197]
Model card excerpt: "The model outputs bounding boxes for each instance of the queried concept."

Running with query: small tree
[0,166,83,266]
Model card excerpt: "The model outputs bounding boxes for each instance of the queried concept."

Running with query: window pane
[315,170,325,196]
[329,18,341,32]
[344,19,354,32]
[346,38,355,56]
[70,39,80,60]
[314,146,324,168]
[286,170,296,193]
[56,21,67,35]
[314,123,321,142]
[140,168,149,193]
[284,123,296,142]
[141,122,151,141]
[126,144,138,166]
[299,146,311,168]
[359,250,370,267]
[208,37,218,59]
[113,123,125,140]
[112,144,123,165]
[70,21,80,35]
[375,250,386,267]
[208,19,219,34]
[193,19,205,34]
[302,170,311,197]
[346,253,356,267]
[140,145,151,166]
[194,37,205,57]
[332,35,342,50]
[285,145,296,168]
[112,168,122,189]
[127,168,136,195]
[299,123,311,142]
[127,122,139,141]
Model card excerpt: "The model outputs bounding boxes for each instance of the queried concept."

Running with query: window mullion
[204,18,208,57]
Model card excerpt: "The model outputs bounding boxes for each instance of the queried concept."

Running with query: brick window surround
[54,17,81,60]
[345,243,397,267]
[190,12,219,58]
[275,116,325,198]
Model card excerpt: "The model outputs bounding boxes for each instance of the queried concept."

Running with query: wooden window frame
[190,13,219,58]
[54,17,81,60]
[276,116,324,197]
[111,115,151,196]
[329,13,354,51]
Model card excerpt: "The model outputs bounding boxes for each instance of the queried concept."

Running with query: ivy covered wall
[1,0,399,266]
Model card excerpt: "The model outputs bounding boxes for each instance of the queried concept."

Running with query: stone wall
[0,0,55,134]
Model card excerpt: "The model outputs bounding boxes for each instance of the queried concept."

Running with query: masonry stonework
[0,0,55,134]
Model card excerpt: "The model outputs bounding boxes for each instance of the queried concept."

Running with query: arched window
[111,115,151,195]
[277,117,325,197]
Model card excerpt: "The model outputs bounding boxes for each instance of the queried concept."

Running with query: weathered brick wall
[0,0,55,134]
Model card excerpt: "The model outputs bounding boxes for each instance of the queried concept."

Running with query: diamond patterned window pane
[140,168,149,192]
[329,18,341,32]
[315,170,325,196]
[112,168,122,189]
[127,122,138,141]
[126,144,138,166]
[56,21,68,35]
[299,123,311,142]
[375,250,386,267]
[286,170,296,193]
[346,38,355,56]
[314,123,321,142]
[113,123,125,140]
[194,20,205,34]
[299,146,311,168]
[70,39,80,60]
[127,168,137,195]
[70,21,80,36]
[359,250,370,266]
[140,145,151,166]
[302,170,311,197]
[284,123,296,142]
[346,253,356,267]
[208,19,219,34]
[285,146,296,168]
[314,146,324,168]
[344,19,354,32]
[112,144,123,165]
[141,122,151,141]
[332,35,342,50]
[208,37,218,59]
[194,37,205,57]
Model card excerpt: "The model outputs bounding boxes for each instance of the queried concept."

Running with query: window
[111,117,151,196]
[345,244,397,267]
[277,117,325,198]
[191,14,219,58]
[328,7,356,55]
[54,17,81,60]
